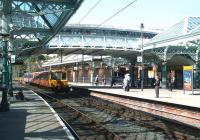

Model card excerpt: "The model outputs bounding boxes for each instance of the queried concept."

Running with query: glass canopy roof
[149,17,200,43]
[0,0,83,57]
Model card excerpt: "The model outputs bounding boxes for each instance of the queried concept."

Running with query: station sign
[11,55,15,63]
[137,56,142,62]
[74,66,77,71]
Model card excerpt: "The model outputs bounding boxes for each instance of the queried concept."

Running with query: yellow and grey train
[30,70,69,92]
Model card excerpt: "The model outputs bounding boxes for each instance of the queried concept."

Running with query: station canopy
[145,17,200,49]
[143,17,200,64]
[0,0,83,61]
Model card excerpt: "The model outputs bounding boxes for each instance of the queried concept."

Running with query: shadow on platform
[0,109,26,140]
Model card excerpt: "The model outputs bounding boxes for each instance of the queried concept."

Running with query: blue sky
[68,0,200,30]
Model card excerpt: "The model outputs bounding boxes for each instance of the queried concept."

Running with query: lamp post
[0,13,10,111]
[8,44,14,97]
[0,33,10,111]
[140,23,144,91]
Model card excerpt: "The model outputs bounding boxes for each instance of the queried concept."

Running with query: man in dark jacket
[154,75,160,98]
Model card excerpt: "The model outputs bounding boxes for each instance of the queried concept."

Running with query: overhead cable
[99,0,138,26]
[78,0,103,24]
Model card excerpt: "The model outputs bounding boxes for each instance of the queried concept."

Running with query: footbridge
[46,24,157,58]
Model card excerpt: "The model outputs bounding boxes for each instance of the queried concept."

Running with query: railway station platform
[90,88,200,108]
[70,82,200,129]
[70,82,200,108]
[0,86,75,140]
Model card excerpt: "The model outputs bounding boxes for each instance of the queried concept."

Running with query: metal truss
[151,45,199,62]
[48,34,144,51]
[42,54,129,69]
[0,0,83,58]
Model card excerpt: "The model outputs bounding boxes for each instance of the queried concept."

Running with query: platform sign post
[137,56,142,63]
[11,55,15,63]
[183,66,193,94]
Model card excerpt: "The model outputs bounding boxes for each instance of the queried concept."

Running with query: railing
[68,76,124,86]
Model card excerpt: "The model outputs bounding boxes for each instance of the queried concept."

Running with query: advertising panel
[148,70,154,78]
[183,66,193,91]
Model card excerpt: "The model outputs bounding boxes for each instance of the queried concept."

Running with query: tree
[24,54,47,72]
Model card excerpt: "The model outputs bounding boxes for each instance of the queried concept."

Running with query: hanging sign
[183,66,193,90]
[137,56,142,62]
[11,55,16,63]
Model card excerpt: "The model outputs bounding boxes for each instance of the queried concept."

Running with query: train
[23,70,69,92]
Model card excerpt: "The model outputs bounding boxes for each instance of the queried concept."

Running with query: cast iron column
[162,62,167,88]
[140,23,144,91]
[130,61,135,87]
[8,42,13,97]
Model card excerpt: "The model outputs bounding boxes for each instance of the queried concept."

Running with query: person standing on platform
[102,76,106,85]
[123,73,131,91]
[111,77,115,87]
[154,75,160,98]
[171,77,175,90]
[94,75,99,86]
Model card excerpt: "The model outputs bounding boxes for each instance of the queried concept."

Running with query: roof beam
[33,4,53,30]
[2,0,12,14]
[42,0,83,46]
[11,27,50,34]
[12,0,76,5]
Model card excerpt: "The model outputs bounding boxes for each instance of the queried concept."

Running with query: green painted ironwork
[8,60,13,96]
[0,0,83,111]
[161,62,167,88]
[0,0,84,61]
[194,62,200,88]
[1,38,9,111]
[8,42,13,97]
[0,11,10,111]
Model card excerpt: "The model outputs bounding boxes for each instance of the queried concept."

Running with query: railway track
[25,85,200,140]
[37,91,122,140]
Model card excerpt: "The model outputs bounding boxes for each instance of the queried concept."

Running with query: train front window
[50,71,66,80]
[51,73,59,80]
[55,72,62,80]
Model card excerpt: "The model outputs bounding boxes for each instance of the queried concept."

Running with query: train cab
[31,70,69,92]
[49,70,69,91]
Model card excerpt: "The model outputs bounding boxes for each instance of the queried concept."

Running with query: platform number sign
[11,55,16,63]
[137,56,142,62]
